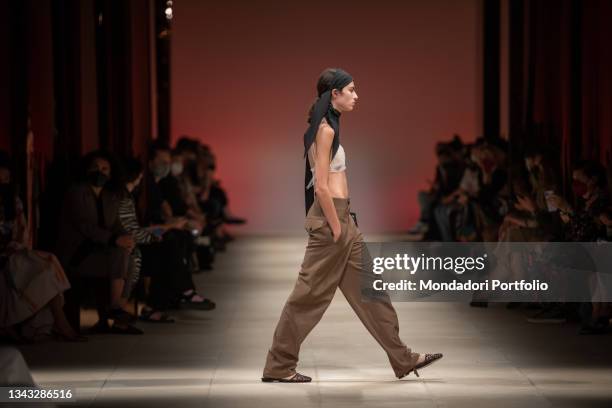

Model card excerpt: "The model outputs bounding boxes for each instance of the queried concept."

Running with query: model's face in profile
[332,81,358,112]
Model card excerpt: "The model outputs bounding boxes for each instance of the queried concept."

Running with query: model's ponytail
[307,96,320,124]
[306,68,338,124]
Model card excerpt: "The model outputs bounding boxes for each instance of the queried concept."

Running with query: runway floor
[17,235,612,407]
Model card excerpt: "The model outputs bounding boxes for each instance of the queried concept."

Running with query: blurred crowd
[0,137,245,342]
[409,135,612,334]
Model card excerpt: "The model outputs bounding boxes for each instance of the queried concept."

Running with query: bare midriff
[326,171,349,199]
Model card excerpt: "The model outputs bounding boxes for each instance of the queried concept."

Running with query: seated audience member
[0,151,86,342]
[498,175,545,242]
[469,137,509,242]
[56,151,142,334]
[475,144,563,309]
[160,149,190,218]
[181,139,245,245]
[523,160,608,328]
[431,138,467,241]
[116,157,175,322]
[164,148,215,270]
[409,135,464,237]
[550,160,609,242]
[548,160,610,334]
[172,144,207,222]
[140,141,215,311]
[452,145,482,242]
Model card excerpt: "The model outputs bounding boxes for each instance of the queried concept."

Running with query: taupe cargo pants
[263,196,419,379]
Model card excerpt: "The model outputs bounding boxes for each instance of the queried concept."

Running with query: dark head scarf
[303,68,353,214]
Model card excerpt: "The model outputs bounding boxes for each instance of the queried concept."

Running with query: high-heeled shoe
[399,353,443,378]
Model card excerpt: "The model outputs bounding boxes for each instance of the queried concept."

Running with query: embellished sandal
[399,353,443,378]
[261,372,312,383]
[180,291,216,310]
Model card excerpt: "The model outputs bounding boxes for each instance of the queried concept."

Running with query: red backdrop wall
[171,0,483,234]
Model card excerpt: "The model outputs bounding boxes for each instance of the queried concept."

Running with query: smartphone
[350,211,358,227]
[150,227,165,238]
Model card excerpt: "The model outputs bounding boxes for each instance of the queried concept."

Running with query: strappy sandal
[399,353,443,378]
[261,372,312,383]
[180,292,216,310]
[139,308,175,323]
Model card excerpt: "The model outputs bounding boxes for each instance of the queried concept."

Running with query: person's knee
[287,281,334,309]
[108,247,129,278]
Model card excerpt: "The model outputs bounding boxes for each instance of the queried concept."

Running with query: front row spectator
[140,142,215,311]
[117,157,175,322]
[0,152,85,342]
[56,151,142,334]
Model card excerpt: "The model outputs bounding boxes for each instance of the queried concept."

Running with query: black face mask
[87,170,109,187]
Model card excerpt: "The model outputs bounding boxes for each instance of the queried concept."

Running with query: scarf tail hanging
[305,160,314,215]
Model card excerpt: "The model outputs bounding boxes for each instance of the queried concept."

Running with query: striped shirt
[118,195,156,294]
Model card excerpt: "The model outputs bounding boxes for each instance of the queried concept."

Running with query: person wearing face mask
[141,142,215,310]
[57,151,142,335]
[163,149,215,264]
[116,157,178,323]
[171,159,184,178]
[547,160,609,242]
[545,160,610,334]
[172,142,219,269]
[159,149,189,218]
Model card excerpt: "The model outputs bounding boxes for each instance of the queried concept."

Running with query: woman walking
[261,68,443,383]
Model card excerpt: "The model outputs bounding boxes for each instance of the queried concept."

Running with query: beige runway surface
[17,235,612,408]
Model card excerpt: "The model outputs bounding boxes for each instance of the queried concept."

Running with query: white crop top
[306,142,347,189]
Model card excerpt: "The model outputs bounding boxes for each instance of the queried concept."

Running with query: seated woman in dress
[0,151,86,342]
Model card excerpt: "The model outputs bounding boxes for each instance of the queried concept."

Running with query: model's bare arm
[314,125,341,241]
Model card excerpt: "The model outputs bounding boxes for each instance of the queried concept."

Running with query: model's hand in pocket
[331,224,341,243]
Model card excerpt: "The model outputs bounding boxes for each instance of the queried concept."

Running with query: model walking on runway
[261,68,443,383]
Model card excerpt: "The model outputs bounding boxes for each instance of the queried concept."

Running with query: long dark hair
[115,156,144,199]
[307,68,341,124]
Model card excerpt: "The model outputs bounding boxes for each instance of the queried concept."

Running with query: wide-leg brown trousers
[263,196,419,379]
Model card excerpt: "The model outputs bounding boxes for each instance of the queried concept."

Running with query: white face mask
[171,162,184,176]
